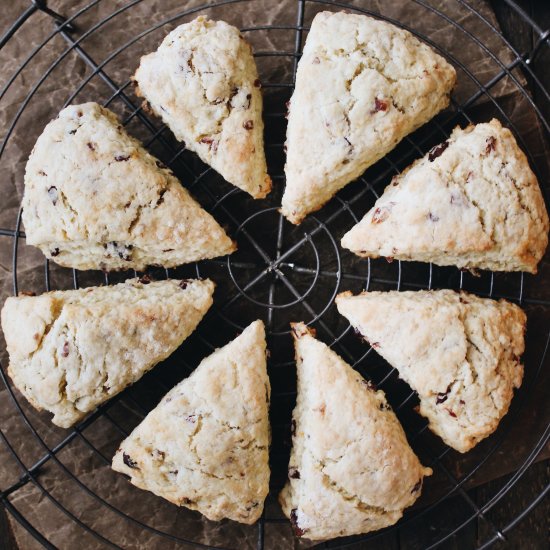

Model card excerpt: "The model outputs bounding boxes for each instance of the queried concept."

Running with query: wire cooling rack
[0,1,549,548]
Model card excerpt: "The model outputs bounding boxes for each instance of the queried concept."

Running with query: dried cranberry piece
[372,206,391,224]
[290,509,305,537]
[115,154,130,162]
[179,280,191,290]
[105,242,133,261]
[485,136,496,154]
[428,140,449,162]
[450,193,462,205]
[289,468,300,479]
[152,449,165,460]
[138,275,151,284]
[122,453,139,469]
[199,137,218,152]
[373,97,388,113]
[87,142,96,151]
[61,341,69,358]
[445,408,457,418]
[47,186,58,205]
[436,384,451,404]
[243,120,254,130]
[50,248,60,257]
[436,393,448,404]
[253,79,262,88]
[362,379,377,391]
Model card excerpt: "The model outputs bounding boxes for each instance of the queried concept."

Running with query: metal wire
[0,1,549,549]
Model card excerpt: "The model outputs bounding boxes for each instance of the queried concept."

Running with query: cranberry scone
[279,323,431,540]
[1,278,214,428]
[336,290,526,453]
[133,17,271,199]
[342,119,549,273]
[112,320,270,524]
[281,11,456,224]
[22,102,235,271]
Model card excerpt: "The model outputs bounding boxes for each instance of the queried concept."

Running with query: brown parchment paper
[0,1,549,549]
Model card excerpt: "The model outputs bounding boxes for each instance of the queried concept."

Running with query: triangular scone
[22,103,235,271]
[112,320,271,524]
[336,290,526,453]
[281,11,456,224]
[342,120,549,273]
[279,323,431,540]
[133,17,271,199]
[0,278,214,428]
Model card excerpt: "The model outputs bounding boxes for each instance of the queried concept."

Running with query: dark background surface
[0,0,548,548]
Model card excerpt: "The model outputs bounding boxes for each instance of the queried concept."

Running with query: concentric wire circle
[0,1,548,549]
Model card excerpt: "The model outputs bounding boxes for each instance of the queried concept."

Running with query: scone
[342,119,549,273]
[133,16,271,199]
[336,290,526,453]
[112,320,271,524]
[279,323,431,540]
[281,11,456,224]
[22,102,235,271]
[1,278,214,428]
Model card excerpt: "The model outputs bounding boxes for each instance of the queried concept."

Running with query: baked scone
[279,323,431,540]
[133,17,271,199]
[336,290,526,453]
[0,278,214,428]
[342,119,549,273]
[281,11,456,224]
[22,102,235,271]
[112,320,271,524]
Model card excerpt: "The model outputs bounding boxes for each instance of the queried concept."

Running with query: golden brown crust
[112,320,271,524]
[133,17,271,199]
[279,322,431,539]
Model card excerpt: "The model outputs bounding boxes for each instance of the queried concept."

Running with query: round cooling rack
[0,1,549,548]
